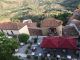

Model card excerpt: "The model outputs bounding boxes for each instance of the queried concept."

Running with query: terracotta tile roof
[28,27,42,36]
[0,22,19,30]
[17,23,25,29]
[24,22,37,28]
[41,18,63,27]
[0,22,37,30]
[63,25,79,37]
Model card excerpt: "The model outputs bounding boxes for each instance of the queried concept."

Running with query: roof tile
[41,18,63,27]
[0,22,37,30]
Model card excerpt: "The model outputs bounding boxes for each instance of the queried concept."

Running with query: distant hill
[61,0,80,11]
[0,0,79,21]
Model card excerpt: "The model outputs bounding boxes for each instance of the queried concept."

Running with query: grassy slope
[0,0,79,21]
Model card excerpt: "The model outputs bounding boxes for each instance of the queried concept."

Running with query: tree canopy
[0,32,19,60]
[18,33,29,43]
[0,0,80,24]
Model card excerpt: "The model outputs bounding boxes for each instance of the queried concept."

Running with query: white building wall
[0,25,30,36]
[19,25,30,35]
[41,28,48,36]
[2,30,19,35]
[56,25,62,36]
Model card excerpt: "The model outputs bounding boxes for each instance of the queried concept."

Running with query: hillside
[61,0,80,11]
[0,0,80,21]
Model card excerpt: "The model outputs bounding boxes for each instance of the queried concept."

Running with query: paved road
[35,46,43,56]
[18,45,28,53]
[15,45,28,60]
[14,36,45,60]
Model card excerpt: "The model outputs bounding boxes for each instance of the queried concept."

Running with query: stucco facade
[41,18,63,36]
[19,25,30,35]
[0,30,19,36]
[0,25,30,36]
[41,28,48,36]
[41,25,62,36]
[56,25,63,36]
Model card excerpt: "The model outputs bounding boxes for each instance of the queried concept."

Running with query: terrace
[14,36,79,60]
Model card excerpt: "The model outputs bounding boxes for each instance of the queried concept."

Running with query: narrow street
[15,45,28,60]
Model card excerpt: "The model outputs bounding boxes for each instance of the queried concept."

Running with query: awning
[41,36,77,49]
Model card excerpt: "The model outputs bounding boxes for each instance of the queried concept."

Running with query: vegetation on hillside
[0,0,80,23]
[61,0,80,11]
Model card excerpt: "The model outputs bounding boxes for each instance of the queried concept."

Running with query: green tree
[54,12,72,25]
[61,0,80,11]
[18,34,29,43]
[0,32,19,60]
[0,32,5,36]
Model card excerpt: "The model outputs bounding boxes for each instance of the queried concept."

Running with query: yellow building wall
[56,25,62,36]
[42,28,48,36]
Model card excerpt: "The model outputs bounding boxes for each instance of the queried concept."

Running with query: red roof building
[0,22,38,36]
[41,36,77,50]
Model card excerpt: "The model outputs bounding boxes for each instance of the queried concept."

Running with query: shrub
[18,34,29,43]
[34,56,38,60]
[34,38,38,44]
[0,33,19,60]
[41,56,45,60]
[27,55,31,59]
[25,49,28,54]
[27,45,31,49]
[0,32,5,36]
[54,12,72,25]
[9,56,20,60]
[12,35,17,38]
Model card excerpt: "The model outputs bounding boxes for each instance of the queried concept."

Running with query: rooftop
[41,36,77,49]
[63,25,79,37]
[0,22,37,30]
[41,18,63,28]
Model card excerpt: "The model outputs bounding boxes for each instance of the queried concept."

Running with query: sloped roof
[0,22,37,30]
[41,18,63,28]
[28,27,42,36]
[0,22,19,30]
[68,19,80,30]
[63,25,79,37]
[41,36,77,49]
[24,22,37,28]
[71,20,80,30]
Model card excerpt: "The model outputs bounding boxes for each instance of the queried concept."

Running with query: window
[7,32,9,36]
[48,28,57,34]
[11,31,14,35]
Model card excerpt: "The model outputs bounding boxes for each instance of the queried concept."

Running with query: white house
[0,22,30,36]
[0,20,43,36]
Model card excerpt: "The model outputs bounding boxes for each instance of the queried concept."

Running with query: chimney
[23,19,32,23]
